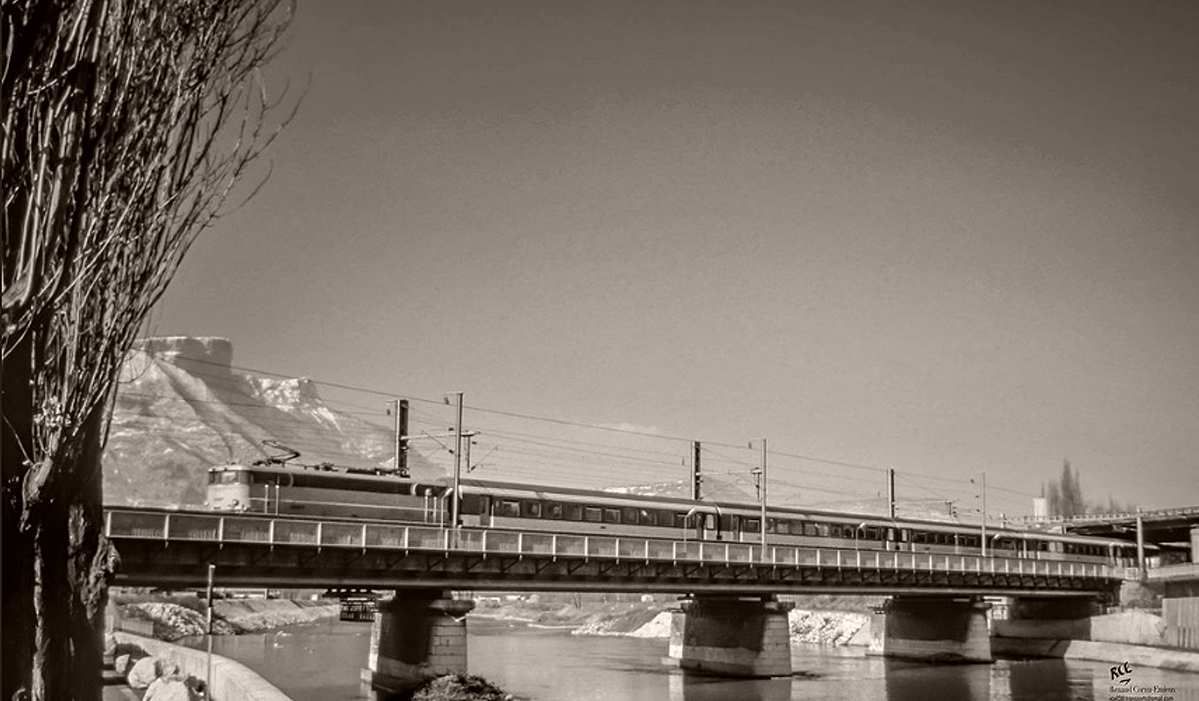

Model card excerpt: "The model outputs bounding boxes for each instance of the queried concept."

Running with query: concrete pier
[363,589,475,700]
[867,596,992,663]
[666,595,793,677]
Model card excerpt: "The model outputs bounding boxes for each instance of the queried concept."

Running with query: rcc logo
[1109,661,1132,684]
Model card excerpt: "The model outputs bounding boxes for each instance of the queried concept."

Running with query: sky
[150,0,1199,511]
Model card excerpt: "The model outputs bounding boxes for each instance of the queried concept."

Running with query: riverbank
[112,631,290,700]
[470,595,874,646]
[112,592,341,641]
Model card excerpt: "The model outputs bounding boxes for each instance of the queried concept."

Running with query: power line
[137,351,1048,502]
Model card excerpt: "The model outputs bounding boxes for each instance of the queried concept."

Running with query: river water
[184,618,1199,701]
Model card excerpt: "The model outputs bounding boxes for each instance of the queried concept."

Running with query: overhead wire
[137,351,1045,510]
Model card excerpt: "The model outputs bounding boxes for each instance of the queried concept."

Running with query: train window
[912,532,925,544]
[462,495,482,515]
[639,510,657,526]
[744,519,760,533]
[864,527,879,540]
[818,524,831,537]
[583,507,602,523]
[898,529,909,543]
[804,523,818,537]
[604,508,621,524]
[622,508,639,524]
[545,503,564,519]
[498,500,520,518]
[565,504,582,521]
[719,515,736,531]
[885,528,895,541]
[522,501,542,518]
[219,472,245,485]
[674,513,689,528]
[660,510,675,526]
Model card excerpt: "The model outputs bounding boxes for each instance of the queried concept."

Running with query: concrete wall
[1164,597,1199,650]
[991,637,1199,674]
[113,632,289,701]
[993,610,1167,647]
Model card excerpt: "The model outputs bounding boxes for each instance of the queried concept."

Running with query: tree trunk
[3,333,37,699]
[2,333,116,701]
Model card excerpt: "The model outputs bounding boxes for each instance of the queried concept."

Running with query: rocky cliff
[104,336,446,507]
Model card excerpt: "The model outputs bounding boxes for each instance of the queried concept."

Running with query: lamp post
[205,564,215,697]
[854,522,867,549]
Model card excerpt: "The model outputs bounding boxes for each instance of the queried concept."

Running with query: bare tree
[2,1,295,698]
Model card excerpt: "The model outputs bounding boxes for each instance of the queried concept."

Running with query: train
[204,462,1143,569]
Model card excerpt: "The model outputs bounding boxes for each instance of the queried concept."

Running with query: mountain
[103,336,448,507]
[603,478,757,503]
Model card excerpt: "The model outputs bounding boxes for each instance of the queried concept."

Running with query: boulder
[113,654,132,676]
[143,677,195,701]
[127,655,161,689]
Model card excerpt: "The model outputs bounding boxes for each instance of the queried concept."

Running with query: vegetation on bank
[413,675,512,701]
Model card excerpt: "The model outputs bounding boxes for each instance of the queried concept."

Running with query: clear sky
[151,0,1199,510]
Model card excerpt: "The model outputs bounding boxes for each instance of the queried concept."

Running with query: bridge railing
[104,508,1114,581]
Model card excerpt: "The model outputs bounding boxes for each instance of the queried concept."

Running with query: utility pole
[387,399,410,477]
[887,467,896,520]
[751,438,767,561]
[691,441,702,501]
[449,391,464,528]
[979,471,988,557]
[1136,509,1146,579]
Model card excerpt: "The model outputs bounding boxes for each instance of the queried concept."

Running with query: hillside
[103,336,953,525]
[103,336,447,507]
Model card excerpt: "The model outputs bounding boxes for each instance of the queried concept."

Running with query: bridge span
[106,506,1129,695]
[106,507,1122,596]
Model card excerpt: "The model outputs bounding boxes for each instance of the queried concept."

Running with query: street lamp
[854,522,867,550]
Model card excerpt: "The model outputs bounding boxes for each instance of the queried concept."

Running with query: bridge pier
[362,589,474,700]
[665,594,793,677]
[867,596,992,663]
[990,596,1100,641]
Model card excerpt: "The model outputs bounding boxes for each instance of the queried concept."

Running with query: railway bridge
[106,506,1126,696]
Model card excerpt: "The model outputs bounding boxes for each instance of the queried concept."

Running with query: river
[184,618,1199,701]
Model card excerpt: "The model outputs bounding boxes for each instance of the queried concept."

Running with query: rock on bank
[117,596,340,640]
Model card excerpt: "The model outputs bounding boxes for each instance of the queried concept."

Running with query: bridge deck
[105,508,1123,596]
